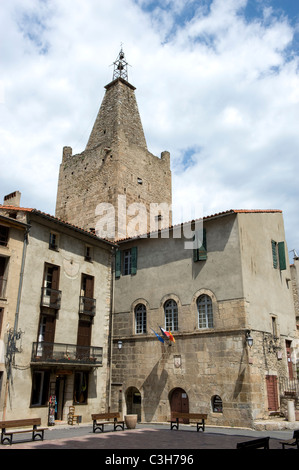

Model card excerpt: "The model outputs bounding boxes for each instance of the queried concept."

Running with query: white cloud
[0,0,298,255]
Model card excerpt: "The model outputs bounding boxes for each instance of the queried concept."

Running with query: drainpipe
[2,224,30,420]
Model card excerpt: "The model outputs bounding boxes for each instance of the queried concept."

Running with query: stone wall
[55,79,172,239]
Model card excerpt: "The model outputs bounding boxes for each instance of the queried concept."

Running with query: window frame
[73,371,89,404]
[49,231,59,251]
[31,370,50,407]
[0,226,9,247]
[135,303,147,334]
[164,299,178,332]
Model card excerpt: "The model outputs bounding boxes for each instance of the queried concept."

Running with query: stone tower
[55,49,172,240]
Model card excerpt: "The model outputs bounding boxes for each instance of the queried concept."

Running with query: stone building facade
[0,198,114,424]
[0,51,298,428]
[111,210,297,428]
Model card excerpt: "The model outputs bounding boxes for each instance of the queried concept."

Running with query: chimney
[3,191,21,207]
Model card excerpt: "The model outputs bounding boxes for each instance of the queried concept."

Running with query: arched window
[164,299,178,332]
[197,295,213,329]
[135,304,146,334]
[211,395,223,413]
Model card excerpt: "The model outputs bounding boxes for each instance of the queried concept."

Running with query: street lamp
[117,340,123,350]
[245,330,253,348]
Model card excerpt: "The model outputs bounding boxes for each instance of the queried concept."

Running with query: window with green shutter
[278,241,286,270]
[193,228,207,262]
[131,246,138,275]
[115,247,138,277]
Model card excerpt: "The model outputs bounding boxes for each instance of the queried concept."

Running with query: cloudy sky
[1,0,298,258]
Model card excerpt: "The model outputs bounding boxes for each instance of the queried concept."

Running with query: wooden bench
[170,412,207,432]
[279,429,299,449]
[236,437,270,449]
[91,412,125,433]
[0,418,48,445]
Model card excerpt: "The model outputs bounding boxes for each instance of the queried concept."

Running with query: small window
[137,177,143,185]
[123,250,132,275]
[74,371,89,404]
[135,304,146,334]
[271,316,278,338]
[212,395,223,413]
[49,232,59,250]
[197,295,213,329]
[85,245,93,262]
[0,226,9,247]
[193,228,207,261]
[115,247,138,278]
[164,299,178,332]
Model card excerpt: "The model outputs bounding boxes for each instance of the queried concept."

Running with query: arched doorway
[126,387,141,422]
[169,388,189,423]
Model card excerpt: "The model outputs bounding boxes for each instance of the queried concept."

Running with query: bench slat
[0,418,41,429]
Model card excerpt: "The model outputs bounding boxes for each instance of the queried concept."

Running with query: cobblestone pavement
[0,423,294,450]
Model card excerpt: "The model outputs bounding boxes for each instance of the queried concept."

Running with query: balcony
[41,287,62,310]
[79,296,96,316]
[279,377,299,398]
[31,342,103,366]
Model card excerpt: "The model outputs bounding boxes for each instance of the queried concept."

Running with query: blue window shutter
[278,241,286,270]
[131,247,138,275]
[272,240,278,269]
[115,250,121,278]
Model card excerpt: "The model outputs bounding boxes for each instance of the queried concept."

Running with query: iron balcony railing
[79,296,96,316]
[41,287,62,310]
[31,342,103,365]
[279,377,299,398]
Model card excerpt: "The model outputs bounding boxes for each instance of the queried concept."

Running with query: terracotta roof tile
[0,205,116,246]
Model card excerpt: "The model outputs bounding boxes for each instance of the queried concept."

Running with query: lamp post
[118,340,123,350]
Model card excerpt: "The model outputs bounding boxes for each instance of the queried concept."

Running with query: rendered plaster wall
[3,215,112,424]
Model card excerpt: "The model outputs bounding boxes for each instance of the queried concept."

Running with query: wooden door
[170,388,189,423]
[77,320,91,360]
[82,275,94,313]
[43,315,56,359]
[266,375,279,411]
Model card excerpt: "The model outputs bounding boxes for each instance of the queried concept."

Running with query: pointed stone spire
[85,48,147,152]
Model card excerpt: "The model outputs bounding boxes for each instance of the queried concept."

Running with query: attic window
[137,178,143,185]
